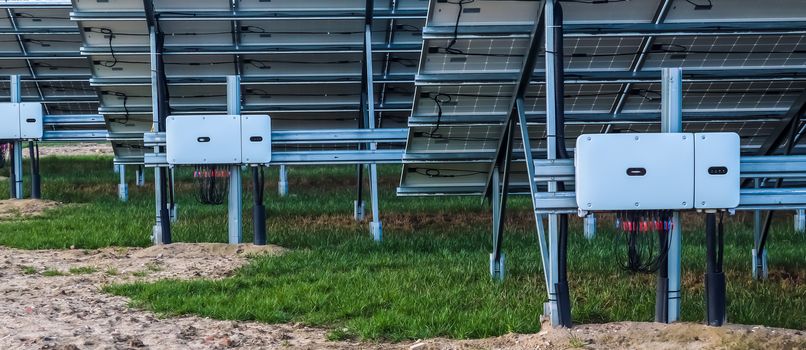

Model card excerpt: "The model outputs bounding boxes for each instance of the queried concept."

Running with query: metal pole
[278,164,288,197]
[363,2,382,241]
[170,167,178,223]
[544,0,562,327]
[794,209,806,233]
[752,179,768,280]
[118,164,128,202]
[354,164,365,221]
[12,141,22,199]
[253,166,267,245]
[29,141,40,199]
[516,99,551,292]
[227,75,243,244]
[136,166,145,187]
[7,146,14,199]
[490,166,505,280]
[149,28,162,244]
[583,214,596,240]
[661,67,683,323]
[10,75,23,199]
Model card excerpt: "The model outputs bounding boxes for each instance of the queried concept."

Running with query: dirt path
[0,199,62,220]
[0,244,803,350]
[30,143,114,158]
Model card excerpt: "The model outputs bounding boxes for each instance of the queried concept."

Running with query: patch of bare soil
[0,199,62,220]
[417,321,806,350]
[0,243,803,349]
[31,143,114,157]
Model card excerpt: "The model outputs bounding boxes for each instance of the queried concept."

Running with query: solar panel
[0,2,96,115]
[71,0,427,164]
[400,0,806,195]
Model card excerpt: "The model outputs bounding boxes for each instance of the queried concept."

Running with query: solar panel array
[70,0,428,163]
[0,1,97,115]
[399,0,806,195]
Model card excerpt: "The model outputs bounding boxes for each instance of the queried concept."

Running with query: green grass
[21,265,37,275]
[69,266,98,275]
[1,156,804,340]
[42,268,67,277]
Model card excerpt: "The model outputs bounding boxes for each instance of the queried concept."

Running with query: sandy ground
[28,143,115,158]
[0,202,804,349]
[0,199,62,220]
[0,243,801,350]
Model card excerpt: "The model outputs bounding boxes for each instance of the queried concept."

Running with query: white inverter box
[575,133,695,211]
[19,102,44,140]
[240,115,272,165]
[166,114,272,166]
[0,103,21,140]
[0,102,43,140]
[693,132,740,209]
[167,115,242,165]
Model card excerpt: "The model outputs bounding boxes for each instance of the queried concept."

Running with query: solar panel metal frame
[400,0,806,196]
[0,0,105,144]
[70,0,427,164]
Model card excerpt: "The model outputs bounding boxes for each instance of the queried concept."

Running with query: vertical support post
[10,75,23,200]
[363,0,382,241]
[544,0,560,326]
[660,67,683,323]
[29,141,40,199]
[752,179,768,280]
[118,164,128,202]
[147,20,171,245]
[491,121,515,281]
[583,214,596,240]
[490,166,505,280]
[278,164,289,197]
[150,27,163,244]
[12,143,22,199]
[7,145,13,198]
[516,98,551,292]
[227,75,243,244]
[354,163,365,221]
[170,167,178,222]
[253,166,267,245]
[136,166,145,187]
[704,213,726,326]
[794,209,805,233]
[544,0,573,327]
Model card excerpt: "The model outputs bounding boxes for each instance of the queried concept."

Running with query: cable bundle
[192,165,230,205]
[614,210,674,274]
[0,143,8,169]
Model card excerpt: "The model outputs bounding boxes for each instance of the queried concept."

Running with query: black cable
[410,167,486,178]
[102,91,142,125]
[13,13,69,21]
[23,38,83,47]
[99,28,119,68]
[717,211,724,273]
[446,0,475,53]
[426,93,451,138]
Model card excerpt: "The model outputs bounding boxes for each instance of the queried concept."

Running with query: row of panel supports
[147,0,383,244]
[145,72,383,244]
[5,76,40,201]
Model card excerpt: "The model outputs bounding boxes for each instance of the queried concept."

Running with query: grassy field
[0,156,804,341]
